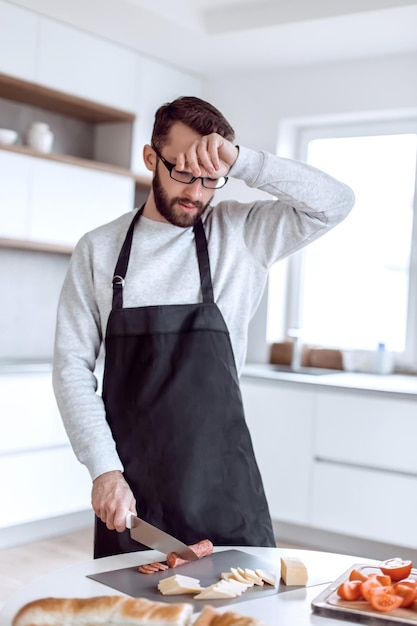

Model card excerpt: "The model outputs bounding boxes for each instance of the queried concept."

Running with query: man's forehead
[164,122,202,155]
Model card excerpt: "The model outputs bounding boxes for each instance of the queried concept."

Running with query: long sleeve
[223,146,355,267]
[52,232,125,481]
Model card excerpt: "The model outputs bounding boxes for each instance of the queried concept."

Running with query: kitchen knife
[126,512,199,561]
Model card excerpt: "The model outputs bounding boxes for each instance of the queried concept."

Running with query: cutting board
[312,564,417,625]
[88,549,281,609]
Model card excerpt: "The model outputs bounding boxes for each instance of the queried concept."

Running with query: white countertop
[0,546,377,626]
[243,363,417,397]
[2,360,417,396]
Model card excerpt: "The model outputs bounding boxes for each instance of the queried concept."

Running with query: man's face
[152,167,213,228]
[152,123,215,228]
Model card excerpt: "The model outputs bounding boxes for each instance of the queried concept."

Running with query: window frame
[275,114,417,371]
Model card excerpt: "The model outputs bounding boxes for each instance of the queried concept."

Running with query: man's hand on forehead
[176,133,238,179]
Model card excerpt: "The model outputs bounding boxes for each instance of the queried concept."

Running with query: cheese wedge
[158,574,202,595]
[280,556,308,586]
[255,569,277,587]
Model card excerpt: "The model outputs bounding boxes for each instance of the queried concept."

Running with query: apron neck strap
[193,218,214,304]
[112,206,143,309]
[112,208,214,309]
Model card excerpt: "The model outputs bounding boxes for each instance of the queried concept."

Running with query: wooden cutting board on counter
[88,549,282,609]
[312,564,417,625]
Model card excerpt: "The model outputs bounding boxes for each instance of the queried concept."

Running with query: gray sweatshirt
[52,146,354,481]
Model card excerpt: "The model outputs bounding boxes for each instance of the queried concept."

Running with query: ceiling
[10,0,417,77]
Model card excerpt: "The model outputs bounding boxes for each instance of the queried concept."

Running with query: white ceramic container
[26,122,54,153]
[0,128,18,145]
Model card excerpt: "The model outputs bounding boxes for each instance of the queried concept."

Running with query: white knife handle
[126,511,135,529]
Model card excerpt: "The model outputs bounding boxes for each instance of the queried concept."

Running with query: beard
[152,167,213,228]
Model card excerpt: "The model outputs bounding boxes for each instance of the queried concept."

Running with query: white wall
[207,52,417,152]
[206,52,417,363]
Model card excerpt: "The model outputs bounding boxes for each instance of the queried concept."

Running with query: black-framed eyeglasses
[152,144,228,189]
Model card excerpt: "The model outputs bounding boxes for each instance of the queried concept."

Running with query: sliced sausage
[167,539,213,568]
[138,561,169,574]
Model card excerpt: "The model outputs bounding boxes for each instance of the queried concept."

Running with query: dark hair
[151,96,235,150]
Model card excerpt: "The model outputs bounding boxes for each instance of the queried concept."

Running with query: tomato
[379,558,413,582]
[349,568,368,582]
[368,586,403,613]
[361,575,384,601]
[393,581,417,608]
[376,574,392,586]
[337,580,363,601]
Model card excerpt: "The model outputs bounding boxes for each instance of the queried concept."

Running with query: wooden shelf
[0,237,74,255]
[0,73,135,123]
[0,74,151,254]
[0,143,152,188]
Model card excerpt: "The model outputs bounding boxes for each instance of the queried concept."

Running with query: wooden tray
[87,549,281,610]
[312,564,417,625]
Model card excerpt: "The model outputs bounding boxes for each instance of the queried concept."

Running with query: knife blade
[126,512,199,561]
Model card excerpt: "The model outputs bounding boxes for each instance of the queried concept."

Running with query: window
[267,117,417,369]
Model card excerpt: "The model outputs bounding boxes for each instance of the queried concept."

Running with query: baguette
[193,605,266,626]
[12,595,193,626]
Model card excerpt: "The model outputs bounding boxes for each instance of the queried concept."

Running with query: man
[53,96,354,558]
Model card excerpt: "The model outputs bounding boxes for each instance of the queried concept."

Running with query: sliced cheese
[280,556,308,586]
[244,568,264,586]
[230,567,254,586]
[222,579,249,596]
[194,580,237,599]
[158,574,202,595]
[255,569,277,587]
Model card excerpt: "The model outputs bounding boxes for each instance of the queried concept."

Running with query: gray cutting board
[87,549,283,609]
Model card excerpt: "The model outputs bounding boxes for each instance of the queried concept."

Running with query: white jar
[26,122,54,153]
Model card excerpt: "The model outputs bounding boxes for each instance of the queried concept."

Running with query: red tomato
[337,580,363,601]
[361,575,383,601]
[379,558,413,582]
[376,574,392,586]
[349,569,368,582]
[393,581,417,608]
[368,586,403,613]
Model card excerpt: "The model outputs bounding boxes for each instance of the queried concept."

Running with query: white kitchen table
[0,546,377,625]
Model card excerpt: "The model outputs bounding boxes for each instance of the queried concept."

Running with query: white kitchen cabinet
[37,17,137,112]
[240,377,315,524]
[0,151,31,239]
[313,389,417,474]
[311,387,417,548]
[311,461,417,548]
[241,371,417,550]
[0,150,134,248]
[0,372,68,454]
[0,447,91,528]
[131,56,204,175]
[0,370,91,529]
[0,1,38,81]
[30,158,134,246]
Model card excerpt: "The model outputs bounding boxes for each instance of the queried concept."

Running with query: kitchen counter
[0,546,377,626]
[243,363,417,397]
[0,359,53,373]
[2,360,417,396]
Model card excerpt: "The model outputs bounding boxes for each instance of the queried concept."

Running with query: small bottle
[373,342,393,375]
[288,328,303,371]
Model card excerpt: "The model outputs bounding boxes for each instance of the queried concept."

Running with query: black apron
[94,208,274,558]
